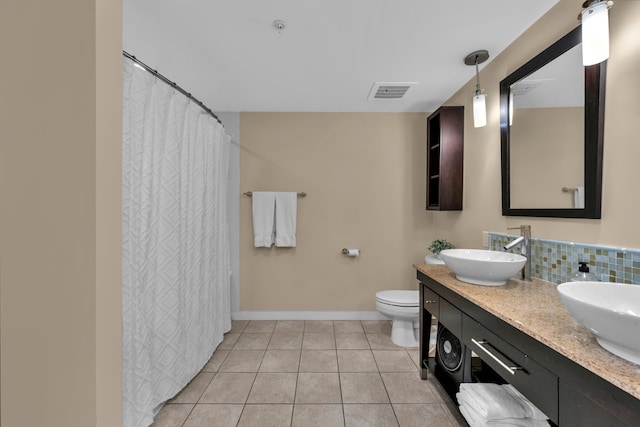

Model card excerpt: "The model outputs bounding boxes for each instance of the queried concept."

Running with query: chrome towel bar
[243,191,307,197]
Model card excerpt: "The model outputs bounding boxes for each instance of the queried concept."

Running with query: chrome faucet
[504,225,532,281]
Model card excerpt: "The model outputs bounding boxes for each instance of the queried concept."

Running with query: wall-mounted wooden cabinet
[426,106,464,210]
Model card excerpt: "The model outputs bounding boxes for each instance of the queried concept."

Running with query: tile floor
[151,320,467,427]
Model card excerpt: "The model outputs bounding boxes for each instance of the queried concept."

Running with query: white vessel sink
[558,281,640,365]
[439,249,527,286]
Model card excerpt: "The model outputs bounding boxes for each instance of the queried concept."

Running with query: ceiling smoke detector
[273,20,286,33]
[368,82,418,101]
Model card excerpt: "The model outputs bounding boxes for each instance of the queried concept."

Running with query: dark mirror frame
[500,26,606,218]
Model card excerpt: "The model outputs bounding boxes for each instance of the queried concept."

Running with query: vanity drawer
[462,314,559,422]
[439,298,461,337]
[423,286,440,318]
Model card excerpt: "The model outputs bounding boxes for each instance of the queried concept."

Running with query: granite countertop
[414,263,640,400]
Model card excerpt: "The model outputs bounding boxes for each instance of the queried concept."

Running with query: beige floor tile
[302,332,336,349]
[343,404,399,427]
[233,332,272,350]
[362,320,392,334]
[337,350,378,372]
[392,403,455,427]
[237,404,293,427]
[442,402,468,427]
[340,372,389,403]
[229,320,249,334]
[366,333,402,350]
[335,332,371,349]
[182,404,243,427]
[304,320,334,333]
[428,378,452,404]
[219,350,264,372]
[333,320,364,334]
[274,320,305,333]
[243,320,276,333]
[268,332,303,350]
[380,372,437,404]
[295,373,342,404]
[246,372,297,404]
[407,349,422,370]
[169,373,214,404]
[292,404,345,427]
[259,349,301,372]
[199,372,256,404]
[299,350,338,372]
[218,333,241,350]
[151,403,194,427]
[201,350,230,372]
[373,350,418,373]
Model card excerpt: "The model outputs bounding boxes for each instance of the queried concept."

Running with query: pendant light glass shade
[464,50,489,128]
[582,1,611,66]
[473,93,487,128]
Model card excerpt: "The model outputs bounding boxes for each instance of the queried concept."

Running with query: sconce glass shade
[582,1,610,66]
[473,93,487,128]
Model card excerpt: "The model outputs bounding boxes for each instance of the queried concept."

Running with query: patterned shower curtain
[121,57,232,427]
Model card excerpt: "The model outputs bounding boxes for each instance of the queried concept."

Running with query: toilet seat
[375,290,419,307]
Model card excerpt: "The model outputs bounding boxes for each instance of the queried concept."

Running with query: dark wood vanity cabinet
[418,270,640,427]
[426,106,464,210]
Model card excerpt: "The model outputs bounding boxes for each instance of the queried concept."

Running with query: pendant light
[580,0,614,66]
[464,50,490,128]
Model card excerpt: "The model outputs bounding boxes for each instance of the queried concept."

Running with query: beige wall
[510,107,583,208]
[435,0,640,249]
[0,0,122,426]
[96,0,123,425]
[240,113,434,311]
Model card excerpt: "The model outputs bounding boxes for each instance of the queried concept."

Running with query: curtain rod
[123,51,222,125]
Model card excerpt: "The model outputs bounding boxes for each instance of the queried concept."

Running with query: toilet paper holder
[341,248,360,256]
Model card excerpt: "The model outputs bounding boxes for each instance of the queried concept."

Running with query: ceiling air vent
[368,82,418,101]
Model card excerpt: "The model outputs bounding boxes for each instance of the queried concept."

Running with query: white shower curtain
[122,58,232,427]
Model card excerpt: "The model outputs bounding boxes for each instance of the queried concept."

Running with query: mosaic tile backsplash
[488,233,640,285]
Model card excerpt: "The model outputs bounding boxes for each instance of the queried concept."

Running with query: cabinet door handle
[471,338,525,376]
[424,300,437,304]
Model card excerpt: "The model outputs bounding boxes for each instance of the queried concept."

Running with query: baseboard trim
[231,311,388,321]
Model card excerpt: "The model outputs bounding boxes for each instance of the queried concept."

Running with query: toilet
[375,290,420,347]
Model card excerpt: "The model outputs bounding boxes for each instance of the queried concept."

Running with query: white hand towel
[459,404,550,427]
[458,383,528,420]
[574,186,584,209]
[502,385,548,420]
[252,192,276,247]
[274,192,297,247]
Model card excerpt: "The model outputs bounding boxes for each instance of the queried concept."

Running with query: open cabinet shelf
[426,106,464,211]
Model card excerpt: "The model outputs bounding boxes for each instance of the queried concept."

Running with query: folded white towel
[502,385,547,420]
[274,192,297,247]
[458,383,528,420]
[459,404,550,427]
[252,192,276,247]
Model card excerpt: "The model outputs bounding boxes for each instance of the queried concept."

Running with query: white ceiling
[123,0,559,113]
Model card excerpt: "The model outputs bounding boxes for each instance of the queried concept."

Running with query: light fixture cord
[474,56,481,96]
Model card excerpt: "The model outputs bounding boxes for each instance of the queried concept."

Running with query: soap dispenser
[570,262,599,282]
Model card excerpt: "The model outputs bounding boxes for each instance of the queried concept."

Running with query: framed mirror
[500,26,606,218]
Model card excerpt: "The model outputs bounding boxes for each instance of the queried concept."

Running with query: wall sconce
[580,0,614,66]
[464,50,489,128]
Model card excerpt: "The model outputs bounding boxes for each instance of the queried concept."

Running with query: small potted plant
[428,239,455,260]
